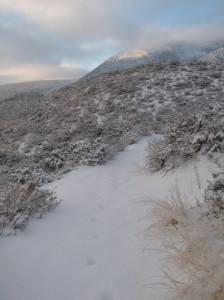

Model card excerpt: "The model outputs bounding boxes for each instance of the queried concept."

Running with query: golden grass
[148,183,188,231]
[144,183,224,299]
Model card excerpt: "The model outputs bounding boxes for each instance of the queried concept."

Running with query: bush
[204,178,224,218]
[0,182,61,234]
[145,101,224,172]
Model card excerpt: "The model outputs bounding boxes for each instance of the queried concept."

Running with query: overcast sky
[0,0,224,84]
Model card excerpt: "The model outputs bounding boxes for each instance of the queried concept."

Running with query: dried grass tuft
[161,228,224,300]
[145,183,224,299]
[148,183,188,231]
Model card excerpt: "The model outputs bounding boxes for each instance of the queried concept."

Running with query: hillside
[1,59,224,187]
[0,60,223,189]
[201,47,224,63]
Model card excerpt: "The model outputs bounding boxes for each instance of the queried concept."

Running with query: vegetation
[0,181,60,235]
[0,59,224,236]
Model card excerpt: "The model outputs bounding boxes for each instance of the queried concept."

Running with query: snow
[0,137,215,300]
[95,113,103,125]
[18,134,31,154]
[18,141,26,154]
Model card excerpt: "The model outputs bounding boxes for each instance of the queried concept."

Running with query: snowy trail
[0,138,214,300]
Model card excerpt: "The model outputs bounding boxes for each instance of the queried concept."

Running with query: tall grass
[148,183,188,231]
[145,184,224,300]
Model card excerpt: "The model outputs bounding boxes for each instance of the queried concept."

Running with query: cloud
[2,0,222,39]
[0,62,87,85]
[0,0,124,39]
[0,11,104,83]
[135,24,224,49]
[0,75,19,85]
[0,15,61,66]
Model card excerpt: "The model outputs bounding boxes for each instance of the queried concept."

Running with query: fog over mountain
[85,41,224,79]
[1,41,223,102]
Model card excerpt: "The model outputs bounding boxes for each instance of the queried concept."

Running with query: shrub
[145,101,224,171]
[204,177,224,218]
[0,182,61,234]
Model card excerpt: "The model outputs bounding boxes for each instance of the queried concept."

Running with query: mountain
[200,47,224,63]
[84,42,224,79]
[0,79,75,102]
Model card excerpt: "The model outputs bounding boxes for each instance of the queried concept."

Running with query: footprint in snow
[86,258,96,266]
[99,292,113,300]
[91,234,99,239]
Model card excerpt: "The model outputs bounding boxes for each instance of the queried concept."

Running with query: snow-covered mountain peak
[107,49,150,63]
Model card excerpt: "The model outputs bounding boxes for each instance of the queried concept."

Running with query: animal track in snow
[86,258,96,266]
[99,291,114,300]
[91,234,100,239]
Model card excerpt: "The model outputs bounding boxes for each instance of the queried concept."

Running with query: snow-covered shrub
[145,136,170,172]
[41,149,65,172]
[42,157,64,172]
[72,137,109,166]
[146,100,224,171]
[0,150,8,164]
[0,182,60,234]
[204,178,224,218]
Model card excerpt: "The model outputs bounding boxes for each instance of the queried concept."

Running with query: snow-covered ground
[0,137,215,300]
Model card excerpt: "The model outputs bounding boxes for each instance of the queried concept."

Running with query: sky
[0,0,224,84]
